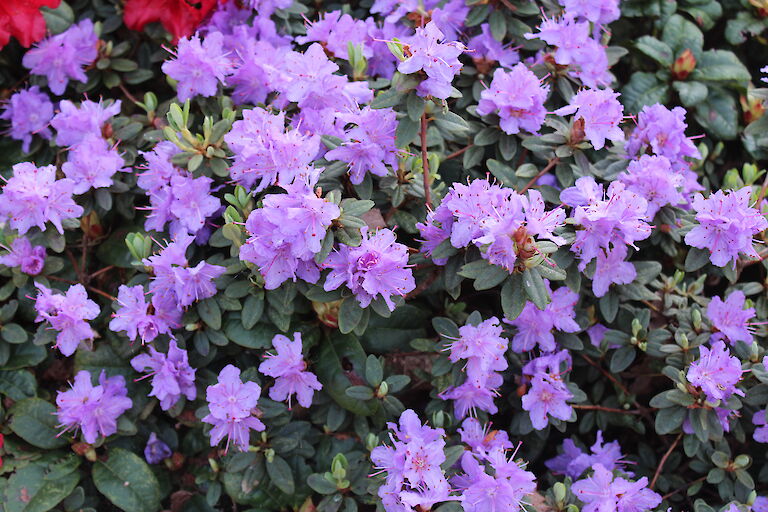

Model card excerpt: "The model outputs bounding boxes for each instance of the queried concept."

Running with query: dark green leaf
[92,448,161,512]
[9,398,68,449]
[266,456,294,495]
[5,464,80,512]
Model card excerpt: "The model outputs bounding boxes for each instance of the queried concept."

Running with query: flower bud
[671,49,696,80]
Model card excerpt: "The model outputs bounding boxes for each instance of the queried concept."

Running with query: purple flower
[626,104,701,172]
[202,364,265,452]
[144,432,172,464]
[56,370,133,444]
[430,0,469,41]
[439,372,502,418]
[143,234,225,308]
[546,431,625,479]
[1,86,53,152]
[224,107,321,191]
[0,237,46,275]
[524,15,611,88]
[138,141,182,193]
[419,180,566,271]
[687,340,745,402]
[296,11,374,60]
[454,451,536,512]
[684,187,768,268]
[476,63,550,135]
[324,228,416,310]
[34,283,99,357]
[572,464,661,512]
[554,88,624,150]
[0,162,83,235]
[109,285,177,344]
[325,107,399,185]
[755,497,768,512]
[62,135,127,194]
[259,332,322,408]
[274,44,372,134]
[168,174,221,235]
[240,186,340,289]
[592,245,637,297]
[619,155,685,218]
[227,35,286,106]
[368,21,411,78]
[51,99,122,147]
[561,177,651,270]
[467,24,520,69]
[563,0,621,25]
[131,339,197,410]
[521,374,573,430]
[457,417,512,457]
[707,291,755,345]
[244,0,292,17]
[371,409,452,510]
[161,32,233,102]
[22,20,98,95]
[398,21,465,99]
[587,323,609,348]
[172,261,226,307]
[506,281,579,352]
[446,317,508,380]
[753,409,768,443]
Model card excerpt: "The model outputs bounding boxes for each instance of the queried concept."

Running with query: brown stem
[662,475,706,500]
[572,404,642,415]
[118,82,141,105]
[89,265,115,279]
[650,432,683,490]
[520,157,560,193]
[420,112,432,209]
[445,144,473,160]
[498,0,517,11]
[579,354,651,417]
[45,275,117,302]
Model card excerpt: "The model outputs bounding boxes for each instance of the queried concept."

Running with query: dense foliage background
[2,0,768,511]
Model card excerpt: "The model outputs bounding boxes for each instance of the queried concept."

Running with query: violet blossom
[22,20,98,95]
[707,291,755,345]
[131,339,197,410]
[144,432,172,464]
[34,283,99,357]
[0,237,46,275]
[506,281,579,352]
[62,135,127,194]
[687,340,745,402]
[398,21,465,99]
[258,332,322,408]
[0,162,83,235]
[476,63,549,135]
[161,32,233,102]
[324,227,416,310]
[56,370,133,444]
[684,187,768,268]
[1,86,53,151]
[554,88,625,150]
[202,364,265,452]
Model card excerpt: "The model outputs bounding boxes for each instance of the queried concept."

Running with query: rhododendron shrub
[2,1,768,511]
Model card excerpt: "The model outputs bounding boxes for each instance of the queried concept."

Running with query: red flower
[0,0,61,49]
[123,0,218,42]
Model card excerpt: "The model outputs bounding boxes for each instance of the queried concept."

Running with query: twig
[662,475,706,500]
[650,432,683,490]
[572,404,643,415]
[520,157,560,193]
[579,354,653,419]
[89,265,115,279]
[420,112,432,209]
[45,275,117,302]
[498,0,517,11]
[445,144,473,161]
[118,82,141,105]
